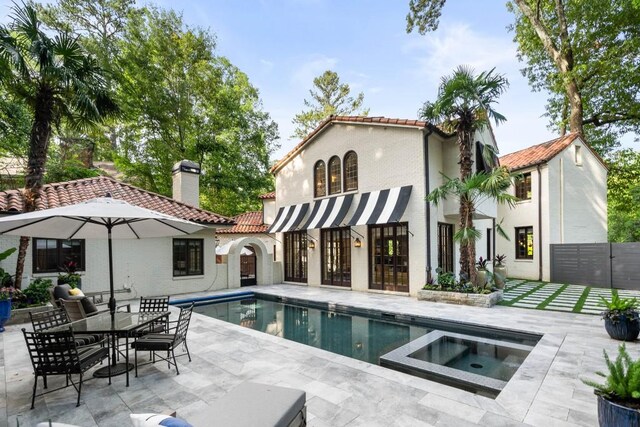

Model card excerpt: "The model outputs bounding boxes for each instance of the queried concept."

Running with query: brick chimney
[172,160,201,207]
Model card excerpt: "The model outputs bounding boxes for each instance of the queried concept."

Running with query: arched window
[343,151,358,191]
[314,160,326,198]
[328,156,341,195]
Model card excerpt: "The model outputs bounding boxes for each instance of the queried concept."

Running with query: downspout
[537,164,543,281]
[424,128,434,282]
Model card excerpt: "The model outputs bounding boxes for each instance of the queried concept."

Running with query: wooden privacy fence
[550,243,640,290]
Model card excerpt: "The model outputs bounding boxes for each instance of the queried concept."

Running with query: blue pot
[604,313,640,341]
[598,394,640,427]
[0,299,11,332]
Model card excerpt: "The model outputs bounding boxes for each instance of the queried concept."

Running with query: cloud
[403,23,518,86]
[290,54,338,87]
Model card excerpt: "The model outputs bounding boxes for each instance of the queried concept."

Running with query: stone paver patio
[500,279,640,314]
[1,283,638,426]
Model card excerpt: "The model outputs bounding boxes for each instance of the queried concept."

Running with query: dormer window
[314,161,326,198]
[328,156,341,195]
[343,151,358,191]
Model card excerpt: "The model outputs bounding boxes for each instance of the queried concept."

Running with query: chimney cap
[172,160,201,175]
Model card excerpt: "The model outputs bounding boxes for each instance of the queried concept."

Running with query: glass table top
[49,311,170,334]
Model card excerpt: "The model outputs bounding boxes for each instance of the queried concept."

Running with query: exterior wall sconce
[308,240,316,250]
[354,238,362,248]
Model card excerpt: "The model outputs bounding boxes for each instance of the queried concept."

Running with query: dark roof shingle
[0,176,232,225]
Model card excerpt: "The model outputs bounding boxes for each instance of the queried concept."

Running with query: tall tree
[114,8,278,216]
[421,66,508,281]
[407,0,640,155]
[0,3,117,287]
[292,70,368,139]
[607,149,640,242]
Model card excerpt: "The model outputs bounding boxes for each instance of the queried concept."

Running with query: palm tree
[428,168,517,282]
[0,3,117,288]
[421,66,508,282]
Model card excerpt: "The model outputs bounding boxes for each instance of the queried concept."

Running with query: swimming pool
[185,293,540,397]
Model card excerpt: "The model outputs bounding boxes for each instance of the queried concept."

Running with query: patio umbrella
[0,196,205,313]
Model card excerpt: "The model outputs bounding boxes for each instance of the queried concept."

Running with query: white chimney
[172,160,201,207]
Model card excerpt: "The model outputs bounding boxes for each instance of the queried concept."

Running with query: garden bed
[417,289,503,308]
[7,303,52,326]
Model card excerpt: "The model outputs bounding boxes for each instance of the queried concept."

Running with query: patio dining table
[48,310,170,387]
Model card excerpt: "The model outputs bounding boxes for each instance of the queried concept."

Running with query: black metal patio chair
[131,303,193,376]
[135,296,170,336]
[22,327,109,409]
[29,308,103,347]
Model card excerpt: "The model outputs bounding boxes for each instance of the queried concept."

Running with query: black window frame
[173,238,204,277]
[437,223,454,273]
[321,227,351,287]
[515,226,534,260]
[32,238,85,274]
[284,231,308,283]
[328,156,341,195]
[486,227,492,261]
[314,160,327,198]
[515,173,532,200]
[368,222,409,292]
[343,151,358,192]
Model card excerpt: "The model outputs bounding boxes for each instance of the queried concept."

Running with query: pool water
[193,295,539,396]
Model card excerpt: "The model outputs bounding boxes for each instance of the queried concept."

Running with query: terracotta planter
[494,265,507,289]
[597,394,640,427]
[604,313,640,341]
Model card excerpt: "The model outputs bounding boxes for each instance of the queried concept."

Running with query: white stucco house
[265,115,500,296]
[0,161,277,298]
[496,133,608,281]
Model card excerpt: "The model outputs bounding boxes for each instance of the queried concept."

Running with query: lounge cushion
[130,414,192,427]
[186,382,305,427]
[80,297,98,315]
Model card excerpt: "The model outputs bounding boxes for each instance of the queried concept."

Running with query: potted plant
[582,344,640,426]
[600,294,640,341]
[0,286,14,332]
[58,260,82,289]
[475,257,489,287]
[493,254,507,289]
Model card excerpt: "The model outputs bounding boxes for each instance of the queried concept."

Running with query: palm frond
[454,226,481,244]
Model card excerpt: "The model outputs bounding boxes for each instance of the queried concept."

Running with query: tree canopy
[292,70,368,139]
[607,149,640,242]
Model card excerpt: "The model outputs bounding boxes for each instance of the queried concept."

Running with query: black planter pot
[604,313,640,341]
[597,394,640,427]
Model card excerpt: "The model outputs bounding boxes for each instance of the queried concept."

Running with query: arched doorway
[240,246,256,287]
[225,237,273,288]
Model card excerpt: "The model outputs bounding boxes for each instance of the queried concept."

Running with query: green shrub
[422,268,493,294]
[583,344,640,404]
[21,278,52,307]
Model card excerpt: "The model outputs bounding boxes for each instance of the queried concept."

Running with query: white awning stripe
[267,203,310,233]
[301,194,354,230]
[346,186,412,226]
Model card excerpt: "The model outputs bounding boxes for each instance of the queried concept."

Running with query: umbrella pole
[108,226,115,315]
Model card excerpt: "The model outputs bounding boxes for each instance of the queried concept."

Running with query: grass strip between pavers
[536,284,569,310]
[572,287,591,313]
[498,281,547,307]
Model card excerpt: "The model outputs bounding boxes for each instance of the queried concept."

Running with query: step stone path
[500,280,640,315]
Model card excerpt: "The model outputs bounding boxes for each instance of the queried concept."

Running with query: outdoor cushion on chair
[186,382,306,427]
[53,284,98,314]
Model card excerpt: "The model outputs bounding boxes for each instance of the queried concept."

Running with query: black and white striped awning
[302,194,354,230]
[267,203,310,233]
[346,186,412,226]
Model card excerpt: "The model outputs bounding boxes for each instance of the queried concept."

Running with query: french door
[438,223,454,273]
[284,231,307,283]
[321,227,351,287]
[369,223,409,292]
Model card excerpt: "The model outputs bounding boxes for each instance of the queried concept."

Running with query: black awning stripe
[330,194,354,228]
[366,189,390,225]
[301,200,323,230]
[388,186,413,222]
[267,206,292,233]
[281,203,309,232]
[315,196,337,229]
[346,192,370,226]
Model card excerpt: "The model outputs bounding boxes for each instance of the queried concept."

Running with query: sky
[2,0,618,161]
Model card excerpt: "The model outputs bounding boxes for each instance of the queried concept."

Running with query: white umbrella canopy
[0,197,205,239]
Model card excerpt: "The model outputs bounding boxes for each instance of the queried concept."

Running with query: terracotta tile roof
[217,211,267,234]
[270,115,452,174]
[258,191,275,200]
[500,133,584,171]
[0,176,233,225]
